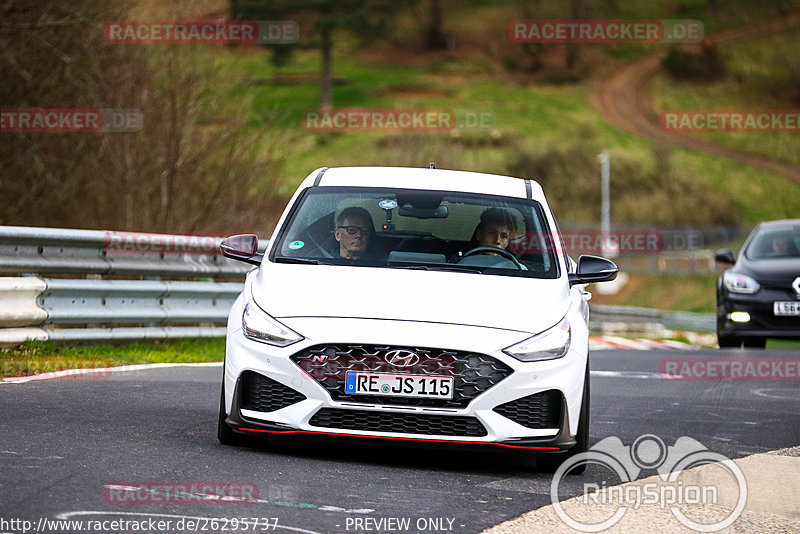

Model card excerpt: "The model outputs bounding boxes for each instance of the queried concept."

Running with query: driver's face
[476,222,511,250]
[335,215,371,259]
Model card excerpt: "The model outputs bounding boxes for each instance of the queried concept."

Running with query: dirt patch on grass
[355,42,489,67]
[379,85,450,98]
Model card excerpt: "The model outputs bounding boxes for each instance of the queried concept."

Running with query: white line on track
[590,370,668,379]
[0,362,222,384]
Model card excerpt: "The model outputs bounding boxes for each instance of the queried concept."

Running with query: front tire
[717,334,741,348]
[743,337,766,349]
[536,363,589,475]
[217,383,244,446]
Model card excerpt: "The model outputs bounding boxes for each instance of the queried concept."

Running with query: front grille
[309,408,488,437]
[240,371,307,412]
[291,344,513,408]
[492,389,562,429]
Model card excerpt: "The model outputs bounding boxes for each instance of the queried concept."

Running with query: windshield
[745,225,800,260]
[271,186,560,279]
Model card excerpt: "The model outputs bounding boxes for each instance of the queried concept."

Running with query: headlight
[503,318,571,362]
[723,272,760,294]
[242,301,303,347]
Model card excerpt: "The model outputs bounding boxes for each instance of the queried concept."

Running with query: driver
[334,207,377,261]
[472,208,516,255]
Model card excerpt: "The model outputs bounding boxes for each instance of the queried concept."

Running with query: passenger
[334,207,376,260]
[472,207,517,255]
[770,235,789,256]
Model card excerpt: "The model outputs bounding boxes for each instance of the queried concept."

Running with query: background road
[2,349,799,534]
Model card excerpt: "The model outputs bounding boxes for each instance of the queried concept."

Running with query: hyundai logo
[384,349,420,368]
[793,277,800,296]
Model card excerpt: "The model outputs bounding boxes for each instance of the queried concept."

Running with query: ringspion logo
[551,434,746,532]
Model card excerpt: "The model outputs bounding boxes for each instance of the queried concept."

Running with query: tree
[424,0,448,50]
[231,0,401,109]
[0,0,284,233]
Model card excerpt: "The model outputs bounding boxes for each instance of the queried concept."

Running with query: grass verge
[0,338,224,380]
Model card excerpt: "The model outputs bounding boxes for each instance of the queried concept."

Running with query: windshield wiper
[389,264,483,274]
[273,256,321,265]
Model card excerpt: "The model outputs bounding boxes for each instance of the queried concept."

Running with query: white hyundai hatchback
[218,166,617,471]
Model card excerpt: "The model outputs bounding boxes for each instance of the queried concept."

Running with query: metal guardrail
[590,305,716,334]
[0,225,255,345]
[0,225,716,345]
[0,225,252,278]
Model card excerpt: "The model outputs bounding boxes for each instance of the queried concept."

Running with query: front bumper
[224,375,576,452]
[718,288,800,340]
[221,316,588,452]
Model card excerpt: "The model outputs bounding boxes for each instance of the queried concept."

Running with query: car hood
[251,263,570,335]
[737,257,800,285]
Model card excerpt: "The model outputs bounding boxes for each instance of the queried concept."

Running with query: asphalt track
[1,348,799,534]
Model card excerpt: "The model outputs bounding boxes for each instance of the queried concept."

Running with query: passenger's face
[476,222,511,250]
[772,237,788,253]
[335,215,371,259]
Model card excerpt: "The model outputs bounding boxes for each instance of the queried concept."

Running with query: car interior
[277,190,559,277]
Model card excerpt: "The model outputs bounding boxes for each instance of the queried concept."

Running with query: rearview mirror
[398,204,449,219]
[714,248,735,264]
[568,255,618,286]
[220,234,263,266]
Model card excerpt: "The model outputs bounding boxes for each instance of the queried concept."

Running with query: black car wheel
[218,382,245,446]
[743,337,766,349]
[536,363,589,475]
[717,334,741,348]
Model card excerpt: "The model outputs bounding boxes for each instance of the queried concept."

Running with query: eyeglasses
[336,226,370,236]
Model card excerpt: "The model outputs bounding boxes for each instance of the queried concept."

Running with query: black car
[715,219,800,348]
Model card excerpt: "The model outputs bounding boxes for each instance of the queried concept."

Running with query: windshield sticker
[379,199,398,210]
[288,240,305,250]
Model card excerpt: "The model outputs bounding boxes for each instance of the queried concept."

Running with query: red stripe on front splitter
[237,427,560,450]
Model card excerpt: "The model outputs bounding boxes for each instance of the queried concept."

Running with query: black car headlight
[723,272,760,294]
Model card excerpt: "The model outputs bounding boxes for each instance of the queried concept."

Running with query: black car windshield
[272,187,560,279]
[745,225,800,260]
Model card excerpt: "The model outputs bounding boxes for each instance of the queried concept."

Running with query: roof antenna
[428,162,435,169]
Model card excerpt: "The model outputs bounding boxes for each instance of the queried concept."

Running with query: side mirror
[714,248,735,265]
[568,255,618,286]
[220,234,263,266]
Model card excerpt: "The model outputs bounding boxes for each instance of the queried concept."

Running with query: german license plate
[345,371,454,399]
[774,301,800,316]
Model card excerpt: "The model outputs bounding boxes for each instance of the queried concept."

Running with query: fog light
[729,311,751,323]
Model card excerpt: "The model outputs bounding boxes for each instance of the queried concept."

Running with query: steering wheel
[460,247,524,270]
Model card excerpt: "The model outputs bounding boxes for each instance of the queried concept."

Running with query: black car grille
[308,408,488,437]
[290,344,513,408]
[239,371,307,412]
[492,389,562,429]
